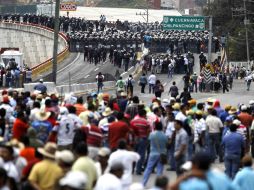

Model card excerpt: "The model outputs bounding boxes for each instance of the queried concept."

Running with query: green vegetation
[97,0,148,8]
[203,0,254,61]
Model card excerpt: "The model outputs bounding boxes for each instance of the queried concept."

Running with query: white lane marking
[163,82,167,87]
[128,66,134,71]
[57,52,80,73]
[120,72,127,76]
[94,67,99,71]
[84,75,90,78]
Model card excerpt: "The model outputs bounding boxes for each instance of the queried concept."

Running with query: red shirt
[12,118,29,140]
[83,125,103,147]
[20,147,36,162]
[238,112,253,128]
[108,121,129,149]
[130,115,150,138]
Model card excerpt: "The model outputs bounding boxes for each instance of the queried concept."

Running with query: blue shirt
[149,131,168,156]
[31,121,52,143]
[180,170,237,190]
[233,167,254,190]
[222,132,245,155]
[220,111,229,123]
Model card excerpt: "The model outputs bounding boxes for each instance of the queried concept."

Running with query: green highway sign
[163,16,205,31]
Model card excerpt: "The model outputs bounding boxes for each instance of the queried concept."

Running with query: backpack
[127,79,133,87]
[98,75,103,83]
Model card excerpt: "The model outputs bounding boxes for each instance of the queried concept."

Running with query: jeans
[187,136,194,161]
[149,83,155,93]
[208,133,222,161]
[168,69,173,78]
[167,144,176,170]
[142,154,164,186]
[224,154,241,179]
[135,138,148,174]
[97,82,103,93]
[192,82,197,92]
[175,155,185,176]
[141,84,146,93]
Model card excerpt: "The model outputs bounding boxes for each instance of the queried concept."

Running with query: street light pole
[243,0,250,69]
[208,16,213,64]
[52,0,60,84]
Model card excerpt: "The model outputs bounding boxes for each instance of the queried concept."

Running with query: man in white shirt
[148,72,156,94]
[206,109,223,162]
[67,106,83,128]
[54,107,81,150]
[108,140,140,190]
[175,104,187,123]
[94,162,124,190]
[184,56,189,74]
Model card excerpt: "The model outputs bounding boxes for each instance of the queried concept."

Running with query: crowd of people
[0,13,221,54]
[0,81,251,190]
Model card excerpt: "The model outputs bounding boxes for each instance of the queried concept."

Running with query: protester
[142,122,168,186]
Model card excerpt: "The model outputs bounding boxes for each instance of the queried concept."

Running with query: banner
[60,2,77,11]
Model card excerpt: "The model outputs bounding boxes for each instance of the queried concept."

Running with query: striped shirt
[130,115,150,138]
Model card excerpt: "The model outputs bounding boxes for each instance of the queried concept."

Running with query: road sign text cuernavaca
[163,16,205,31]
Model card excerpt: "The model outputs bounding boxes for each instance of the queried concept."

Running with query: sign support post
[52,0,60,84]
[208,16,212,64]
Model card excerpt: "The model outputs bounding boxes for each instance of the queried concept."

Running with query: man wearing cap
[28,143,63,190]
[34,79,47,94]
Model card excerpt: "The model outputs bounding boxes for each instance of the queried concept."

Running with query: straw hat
[229,107,237,114]
[172,103,180,110]
[102,107,113,117]
[38,142,57,159]
[120,92,127,97]
[35,108,51,121]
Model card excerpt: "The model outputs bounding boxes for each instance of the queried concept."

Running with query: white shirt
[55,115,80,146]
[3,161,19,182]
[108,149,140,188]
[94,173,123,190]
[206,115,223,133]
[194,118,206,143]
[29,108,40,122]
[175,111,187,123]
[184,57,188,65]
[165,121,175,138]
[0,104,15,123]
[68,113,83,128]
[148,74,156,84]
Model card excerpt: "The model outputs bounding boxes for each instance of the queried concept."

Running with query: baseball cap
[59,171,87,189]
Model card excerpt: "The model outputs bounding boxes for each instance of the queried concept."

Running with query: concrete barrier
[24,82,57,94]
[0,22,69,81]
